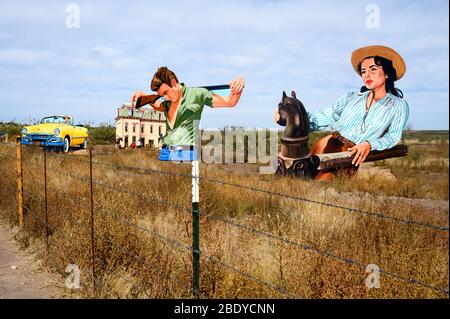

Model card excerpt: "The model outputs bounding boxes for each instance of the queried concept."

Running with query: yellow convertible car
[21,115,89,153]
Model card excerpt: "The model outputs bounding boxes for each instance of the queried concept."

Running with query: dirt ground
[0,223,69,298]
[356,162,397,181]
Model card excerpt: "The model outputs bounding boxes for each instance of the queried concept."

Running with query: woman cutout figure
[274,45,409,181]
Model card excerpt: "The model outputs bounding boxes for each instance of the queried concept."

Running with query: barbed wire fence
[0,138,448,298]
[1,140,195,298]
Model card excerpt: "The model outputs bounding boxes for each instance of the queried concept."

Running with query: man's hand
[348,141,371,166]
[273,110,280,123]
[130,91,147,109]
[212,77,245,107]
[229,77,245,95]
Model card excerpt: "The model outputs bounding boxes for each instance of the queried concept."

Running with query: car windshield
[40,116,71,124]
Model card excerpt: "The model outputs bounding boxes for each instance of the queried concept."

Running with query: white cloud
[0,0,448,129]
[66,56,102,68]
[112,58,137,69]
[91,46,120,58]
[0,49,55,64]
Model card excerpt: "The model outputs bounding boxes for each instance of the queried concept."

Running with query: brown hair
[150,66,179,92]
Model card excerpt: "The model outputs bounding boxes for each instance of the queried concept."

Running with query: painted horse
[275,91,313,177]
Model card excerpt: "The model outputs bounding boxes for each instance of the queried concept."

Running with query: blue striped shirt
[308,91,410,151]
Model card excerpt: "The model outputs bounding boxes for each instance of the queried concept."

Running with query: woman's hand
[273,110,280,123]
[130,91,147,109]
[348,141,371,166]
[229,77,245,94]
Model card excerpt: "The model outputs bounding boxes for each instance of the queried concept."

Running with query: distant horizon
[1,120,448,133]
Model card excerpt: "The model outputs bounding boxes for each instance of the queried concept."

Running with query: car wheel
[81,138,87,149]
[63,137,70,153]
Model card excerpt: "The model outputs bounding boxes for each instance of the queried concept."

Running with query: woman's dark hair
[357,56,404,98]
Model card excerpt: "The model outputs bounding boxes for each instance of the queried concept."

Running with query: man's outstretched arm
[212,77,245,107]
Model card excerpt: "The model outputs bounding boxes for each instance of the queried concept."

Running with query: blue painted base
[159,146,198,162]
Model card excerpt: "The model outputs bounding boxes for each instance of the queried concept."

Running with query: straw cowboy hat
[351,45,406,81]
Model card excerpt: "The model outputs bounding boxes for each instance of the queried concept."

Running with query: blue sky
[0,0,448,129]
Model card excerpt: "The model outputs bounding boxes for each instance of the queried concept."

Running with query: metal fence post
[192,157,200,298]
[89,148,96,294]
[15,136,23,228]
[44,147,49,251]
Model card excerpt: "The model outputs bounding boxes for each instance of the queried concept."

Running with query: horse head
[277,90,309,138]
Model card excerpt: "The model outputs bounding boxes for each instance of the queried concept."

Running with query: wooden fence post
[89,148,96,295]
[15,136,23,228]
[44,148,49,251]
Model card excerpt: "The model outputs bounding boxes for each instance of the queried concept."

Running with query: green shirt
[161,84,213,146]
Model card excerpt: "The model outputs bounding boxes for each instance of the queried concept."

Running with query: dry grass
[0,139,448,299]
[330,140,449,200]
